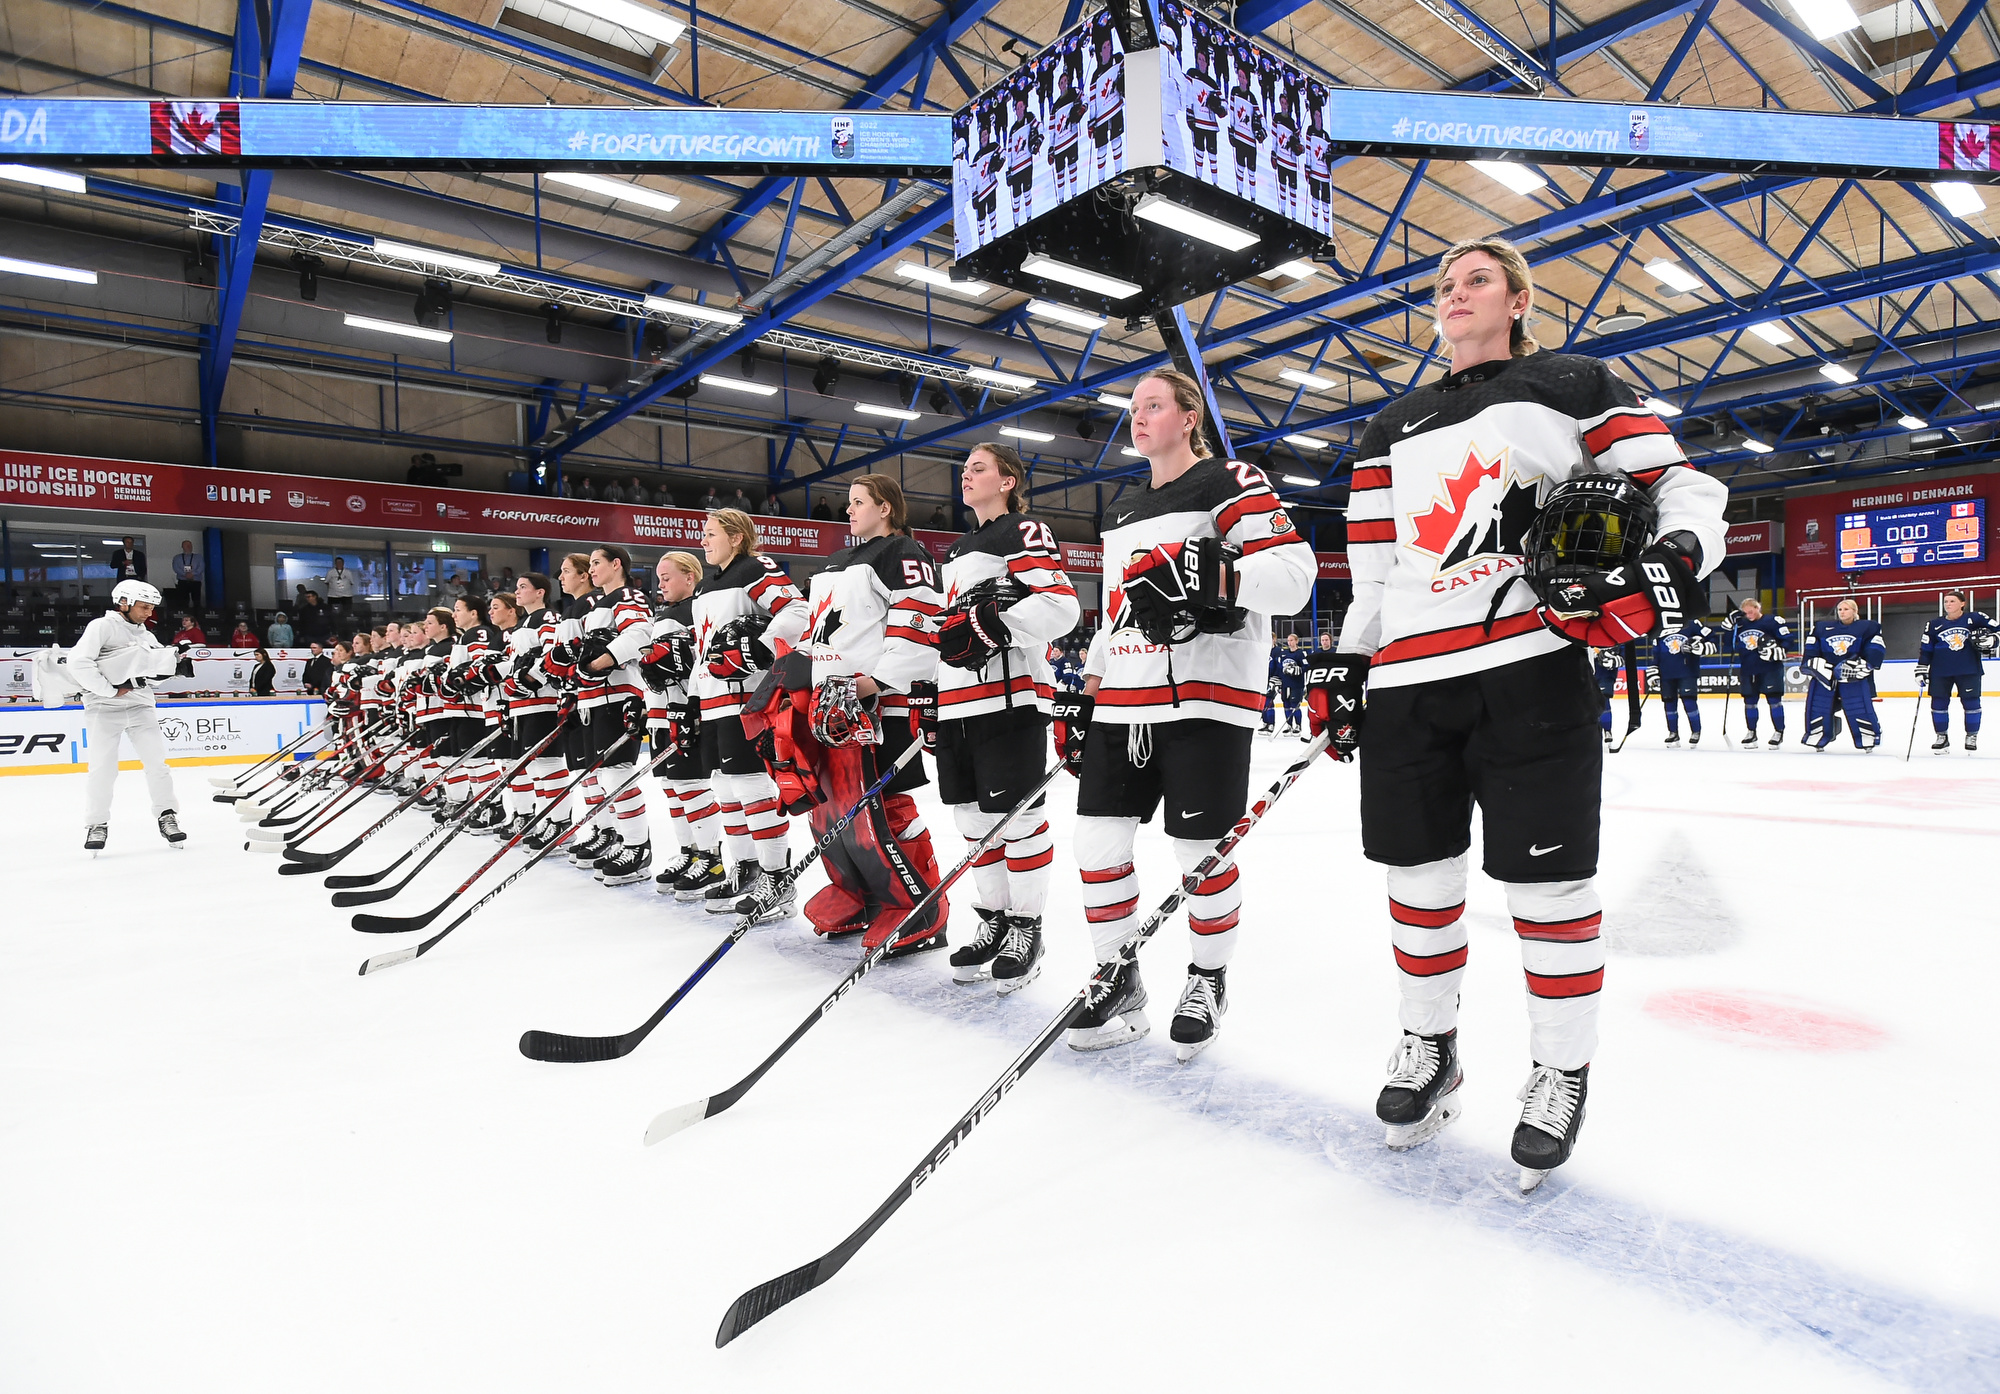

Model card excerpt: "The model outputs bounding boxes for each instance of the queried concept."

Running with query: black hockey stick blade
[351,903,445,934]
[323,850,414,890]
[716,1258,837,1348]
[277,853,339,876]
[331,873,420,908]
[517,1027,640,1063]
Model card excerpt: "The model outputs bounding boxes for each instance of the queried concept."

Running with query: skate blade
[993,962,1041,995]
[1519,1167,1551,1194]
[951,963,996,984]
[1065,1009,1151,1053]
[1173,1033,1216,1064]
[597,872,652,886]
[1383,1094,1463,1151]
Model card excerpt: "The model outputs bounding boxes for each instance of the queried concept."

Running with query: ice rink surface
[4,695,1998,1393]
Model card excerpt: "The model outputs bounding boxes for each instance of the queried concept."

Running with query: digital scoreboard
[1837,499,1986,571]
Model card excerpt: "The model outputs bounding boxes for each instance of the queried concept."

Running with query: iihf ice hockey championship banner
[0,697,326,775]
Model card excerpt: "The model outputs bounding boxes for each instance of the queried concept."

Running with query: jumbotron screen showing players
[951,10,1127,258]
[1837,498,1986,570]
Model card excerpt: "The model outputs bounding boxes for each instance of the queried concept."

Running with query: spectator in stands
[266,612,294,647]
[573,476,601,501]
[109,535,147,582]
[302,641,332,694]
[171,540,202,609]
[298,592,330,641]
[700,484,723,511]
[603,477,630,504]
[729,486,754,513]
[763,493,786,517]
[324,556,357,610]
[250,648,276,696]
[811,495,834,520]
[498,566,516,593]
[172,614,206,645]
[228,619,257,649]
[626,476,652,506]
[928,504,949,528]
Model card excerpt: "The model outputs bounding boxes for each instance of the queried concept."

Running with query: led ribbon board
[0,100,951,174]
[1837,499,1987,572]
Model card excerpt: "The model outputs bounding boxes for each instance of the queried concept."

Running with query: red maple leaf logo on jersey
[1410,443,1506,557]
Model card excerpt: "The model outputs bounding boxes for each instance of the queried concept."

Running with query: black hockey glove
[1978,628,2000,656]
[623,698,648,735]
[1306,655,1366,762]
[511,645,543,680]
[1051,691,1093,775]
[1915,663,1930,690]
[576,633,615,674]
[707,616,773,681]
[907,679,939,754]
[1539,531,1704,649]
[1121,539,1242,646]
[937,600,1014,671]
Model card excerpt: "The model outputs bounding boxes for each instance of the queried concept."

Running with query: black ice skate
[1688,731,1701,747]
[1934,733,1952,752]
[704,859,759,913]
[1969,733,1981,752]
[1767,733,1782,748]
[157,810,186,847]
[1513,1062,1590,1193]
[467,803,508,837]
[595,839,652,886]
[1065,957,1149,1052]
[949,907,1007,983]
[729,861,796,923]
[1377,1029,1463,1150]
[1739,731,1759,748]
[654,846,698,894]
[1662,732,1681,747]
[992,914,1044,995]
[1169,964,1227,1062]
[84,823,108,854]
[567,826,618,867]
[522,819,570,853]
[673,850,727,902]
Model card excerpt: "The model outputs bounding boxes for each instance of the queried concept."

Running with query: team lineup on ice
[10,241,1999,1388]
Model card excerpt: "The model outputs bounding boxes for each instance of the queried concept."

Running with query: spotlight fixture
[1120,446,1144,457]
[1282,433,1328,449]
[0,163,87,193]
[544,170,682,213]
[1934,181,1986,218]
[929,386,953,415]
[895,262,991,297]
[739,348,757,378]
[543,302,564,344]
[1596,304,1645,333]
[812,357,840,395]
[560,0,686,46]
[290,251,323,302]
[413,278,453,328]
[641,322,671,361]
[0,254,97,285]
[1027,298,1109,330]
[1078,416,1095,441]
[1467,159,1547,195]
[1899,414,1927,430]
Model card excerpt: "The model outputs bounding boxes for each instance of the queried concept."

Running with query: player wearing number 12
[1315,237,1726,1191]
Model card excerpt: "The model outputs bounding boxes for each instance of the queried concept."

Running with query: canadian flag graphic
[1940,121,1993,170]
[149,101,241,156]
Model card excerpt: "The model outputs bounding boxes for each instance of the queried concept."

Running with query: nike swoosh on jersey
[1528,843,1562,856]
[1401,412,1439,433]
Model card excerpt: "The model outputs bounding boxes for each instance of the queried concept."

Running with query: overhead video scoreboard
[1837,499,1986,571]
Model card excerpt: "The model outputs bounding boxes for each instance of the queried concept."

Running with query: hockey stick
[1609,643,1646,754]
[279,722,512,874]
[331,718,565,906]
[247,721,425,843]
[210,717,336,793]
[356,734,646,974]
[643,759,1066,1144]
[517,736,926,1064]
[240,715,393,817]
[226,714,384,807]
[713,733,1332,1347]
[1905,671,1928,761]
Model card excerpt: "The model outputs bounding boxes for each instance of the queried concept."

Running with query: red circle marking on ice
[1644,989,1889,1052]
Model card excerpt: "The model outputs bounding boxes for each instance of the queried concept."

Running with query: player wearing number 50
[1061,369,1314,1061]
[70,580,188,854]
[1310,236,1725,1191]
[1917,588,1993,752]
[1803,598,1885,751]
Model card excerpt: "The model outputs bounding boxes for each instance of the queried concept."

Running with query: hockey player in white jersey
[1063,368,1315,1059]
[66,580,188,852]
[1311,236,1726,1190]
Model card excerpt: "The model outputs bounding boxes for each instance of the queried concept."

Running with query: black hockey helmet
[1523,474,1658,608]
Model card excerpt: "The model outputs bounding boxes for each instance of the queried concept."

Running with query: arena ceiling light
[1644,258,1703,293]
[373,239,502,277]
[1746,320,1795,346]
[0,254,96,284]
[856,402,922,420]
[1281,473,1319,486]
[1097,392,1134,409]
[1132,194,1259,251]
[1790,0,1861,40]
[1933,181,1987,217]
[344,313,452,343]
[1899,414,1928,430]
[545,171,681,213]
[643,294,744,325]
[1268,260,1318,280]
[1026,299,1107,329]
[1643,396,1681,416]
[999,426,1056,442]
[1279,368,1337,391]
[0,163,87,193]
[1020,253,1143,300]
[1467,159,1546,195]
[558,0,687,45]
[895,262,991,297]
[1283,433,1328,449]
[1819,362,1859,384]
[967,366,1038,390]
[697,373,776,397]
[1741,436,1775,453]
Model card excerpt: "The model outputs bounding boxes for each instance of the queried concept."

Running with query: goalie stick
[643,759,1065,1144]
[517,737,926,1064]
[713,734,1331,1347]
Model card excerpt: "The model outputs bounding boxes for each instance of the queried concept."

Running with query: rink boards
[0,697,326,776]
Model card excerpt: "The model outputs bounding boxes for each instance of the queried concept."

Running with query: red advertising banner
[1787,470,2000,593]
[1724,521,1782,555]
[1317,551,1350,581]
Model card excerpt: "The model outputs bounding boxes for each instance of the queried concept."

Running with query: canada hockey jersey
[642,597,697,725]
[505,607,559,716]
[1919,610,1993,677]
[691,551,807,720]
[1340,352,1727,690]
[937,512,1081,719]
[1048,88,1085,157]
[800,533,942,696]
[1085,456,1316,727]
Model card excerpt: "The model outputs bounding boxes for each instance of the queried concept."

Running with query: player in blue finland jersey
[1274,633,1308,737]
[1729,597,1791,748]
[1802,597,1885,751]
[1260,640,1282,734]
[1917,588,1994,752]
[1591,646,1621,743]
[1652,619,1714,747]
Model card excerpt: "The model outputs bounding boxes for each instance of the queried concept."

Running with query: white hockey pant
[84,705,177,826]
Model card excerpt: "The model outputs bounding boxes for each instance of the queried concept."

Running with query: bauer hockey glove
[1306,656,1366,761]
[937,600,1013,671]
[1121,538,1240,646]
[1538,532,1704,648]
[706,618,773,681]
[906,679,939,753]
[1051,692,1093,775]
